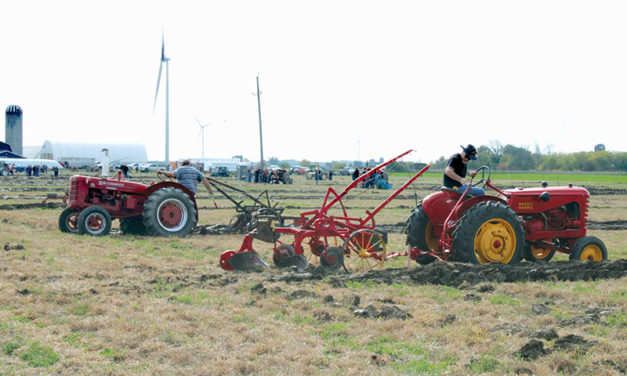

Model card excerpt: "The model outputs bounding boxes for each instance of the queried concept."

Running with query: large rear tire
[77,206,112,236]
[142,187,197,237]
[405,205,440,264]
[569,236,607,261]
[452,201,524,264]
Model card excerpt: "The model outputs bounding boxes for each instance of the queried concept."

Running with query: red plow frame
[220,150,430,272]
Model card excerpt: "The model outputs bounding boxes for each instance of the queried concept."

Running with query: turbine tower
[153,30,170,167]
[196,116,213,160]
[196,117,228,160]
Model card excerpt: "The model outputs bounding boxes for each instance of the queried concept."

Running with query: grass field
[0,172,625,375]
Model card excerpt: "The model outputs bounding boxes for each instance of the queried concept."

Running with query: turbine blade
[152,61,163,113]
[195,115,202,127]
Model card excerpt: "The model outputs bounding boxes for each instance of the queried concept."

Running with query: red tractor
[406,166,607,264]
[58,173,198,237]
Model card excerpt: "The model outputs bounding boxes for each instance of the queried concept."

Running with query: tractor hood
[70,175,148,195]
[503,185,589,214]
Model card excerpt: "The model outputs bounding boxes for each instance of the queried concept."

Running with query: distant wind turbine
[153,30,170,166]
[196,116,227,160]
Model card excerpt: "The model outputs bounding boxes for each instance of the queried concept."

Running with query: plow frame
[222,150,431,271]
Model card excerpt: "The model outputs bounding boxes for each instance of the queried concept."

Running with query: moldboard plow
[220,150,430,272]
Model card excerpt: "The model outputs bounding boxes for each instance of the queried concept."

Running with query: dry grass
[0,174,625,375]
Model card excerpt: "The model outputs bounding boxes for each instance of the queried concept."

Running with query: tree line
[269,143,627,173]
[429,144,627,172]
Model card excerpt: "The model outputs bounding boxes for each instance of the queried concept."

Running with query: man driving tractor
[443,144,485,196]
[157,160,214,196]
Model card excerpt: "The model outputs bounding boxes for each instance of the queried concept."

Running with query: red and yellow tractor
[406,166,607,264]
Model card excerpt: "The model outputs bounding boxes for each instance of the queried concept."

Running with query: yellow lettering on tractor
[518,202,533,210]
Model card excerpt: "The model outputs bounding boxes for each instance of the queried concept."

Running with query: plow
[194,177,286,235]
[220,150,431,272]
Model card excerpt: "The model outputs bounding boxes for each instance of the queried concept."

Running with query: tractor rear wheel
[142,187,196,237]
[77,206,112,236]
[569,236,607,261]
[405,204,440,264]
[120,217,147,235]
[452,201,524,264]
[58,208,80,233]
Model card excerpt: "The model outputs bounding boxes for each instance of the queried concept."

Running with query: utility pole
[253,75,265,169]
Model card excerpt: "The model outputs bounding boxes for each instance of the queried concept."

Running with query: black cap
[461,144,478,160]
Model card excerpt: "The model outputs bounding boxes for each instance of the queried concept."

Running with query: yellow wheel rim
[579,244,603,261]
[425,221,439,252]
[531,245,552,260]
[343,231,386,272]
[473,219,517,264]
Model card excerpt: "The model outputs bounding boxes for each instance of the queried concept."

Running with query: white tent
[32,141,148,164]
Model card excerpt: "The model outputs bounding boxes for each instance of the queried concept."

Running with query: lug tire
[452,201,524,264]
[77,206,112,236]
[58,208,80,233]
[569,236,607,261]
[142,187,196,237]
[405,204,439,264]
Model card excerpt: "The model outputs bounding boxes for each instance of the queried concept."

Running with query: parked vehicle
[290,166,310,175]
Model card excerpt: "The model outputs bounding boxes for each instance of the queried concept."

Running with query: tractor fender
[143,181,199,222]
[422,190,507,229]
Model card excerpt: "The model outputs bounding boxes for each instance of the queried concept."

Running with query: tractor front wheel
[569,236,607,261]
[58,208,80,233]
[77,206,112,236]
[142,187,197,237]
[453,201,524,264]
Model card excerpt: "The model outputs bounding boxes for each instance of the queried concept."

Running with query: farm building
[25,141,148,167]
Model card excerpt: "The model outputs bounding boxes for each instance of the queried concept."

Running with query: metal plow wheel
[342,229,387,273]
[299,236,340,265]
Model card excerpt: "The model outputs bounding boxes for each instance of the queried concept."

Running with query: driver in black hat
[443,144,485,196]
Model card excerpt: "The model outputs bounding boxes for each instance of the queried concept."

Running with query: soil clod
[515,339,552,361]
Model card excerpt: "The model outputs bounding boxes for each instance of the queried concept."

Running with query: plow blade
[228,251,269,272]
[275,254,308,271]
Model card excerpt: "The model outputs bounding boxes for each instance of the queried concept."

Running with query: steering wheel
[470,166,490,188]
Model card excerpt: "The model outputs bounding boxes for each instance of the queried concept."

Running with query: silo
[5,105,23,156]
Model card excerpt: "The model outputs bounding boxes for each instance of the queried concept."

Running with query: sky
[1,0,626,165]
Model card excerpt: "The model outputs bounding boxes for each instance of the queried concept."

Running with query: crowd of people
[352,166,391,189]
[1,162,60,178]
[246,166,290,184]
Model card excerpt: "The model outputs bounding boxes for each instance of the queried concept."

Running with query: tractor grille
[69,179,79,204]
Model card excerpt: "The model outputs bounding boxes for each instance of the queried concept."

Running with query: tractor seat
[441,186,474,198]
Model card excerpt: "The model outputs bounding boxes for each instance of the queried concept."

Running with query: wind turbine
[153,30,170,167]
[196,118,228,159]
[195,116,213,160]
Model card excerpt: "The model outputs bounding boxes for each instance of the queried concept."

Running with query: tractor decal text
[518,202,533,210]
[98,181,124,188]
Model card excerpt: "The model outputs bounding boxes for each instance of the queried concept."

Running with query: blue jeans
[458,184,485,197]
